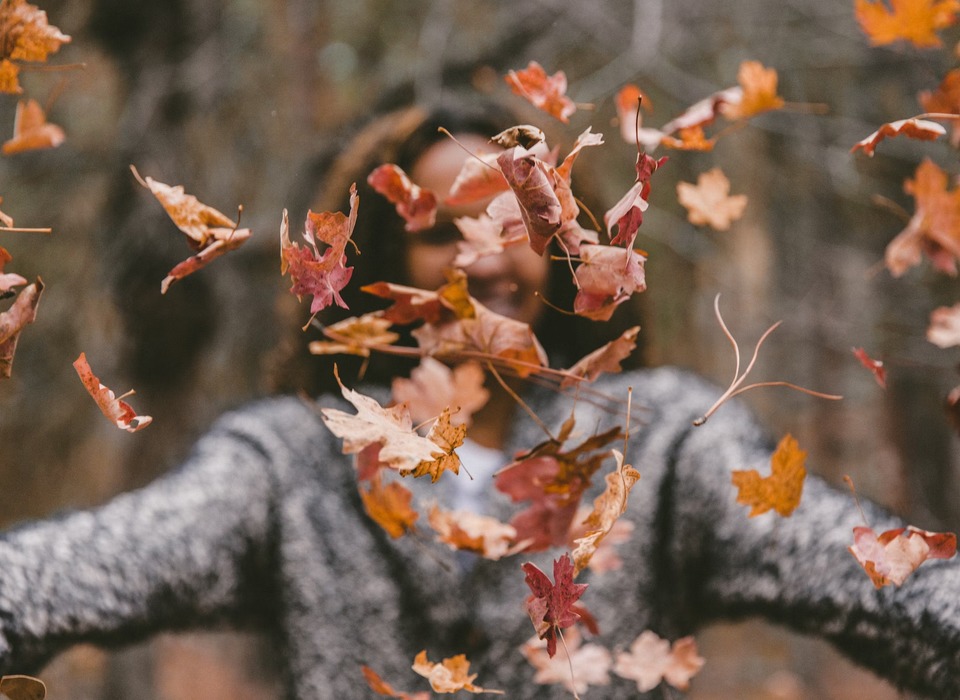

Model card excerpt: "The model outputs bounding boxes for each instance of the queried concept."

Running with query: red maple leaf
[280,184,358,313]
[521,554,590,657]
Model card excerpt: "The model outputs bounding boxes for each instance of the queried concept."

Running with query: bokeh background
[0,0,958,697]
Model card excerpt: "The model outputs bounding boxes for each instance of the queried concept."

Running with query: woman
[0,97,957,700]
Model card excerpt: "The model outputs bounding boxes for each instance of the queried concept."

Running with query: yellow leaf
[855,0,959,47]
[731,434,807,517]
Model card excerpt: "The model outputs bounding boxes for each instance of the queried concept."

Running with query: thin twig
[0,226,52,234]
[486,361,556,441]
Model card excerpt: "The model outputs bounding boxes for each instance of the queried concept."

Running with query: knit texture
[0,367,957,698]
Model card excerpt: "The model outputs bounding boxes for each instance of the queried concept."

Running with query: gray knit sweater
[0,367,957,698]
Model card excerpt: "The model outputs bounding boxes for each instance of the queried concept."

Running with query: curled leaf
[412,650,502,694]
[731,434,806,517]
[367,164,437,232]
[73,352,152,432]
[2,98,64,155]
[849,524,957,588]
[505,61,576,123]
[0,276,42,379]
[852,117,946,156]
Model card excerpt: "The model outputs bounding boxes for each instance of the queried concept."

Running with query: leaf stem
[486,361,556,442]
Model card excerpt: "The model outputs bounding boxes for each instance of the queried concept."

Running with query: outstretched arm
[0,398,303,674]
[647,369,960,698]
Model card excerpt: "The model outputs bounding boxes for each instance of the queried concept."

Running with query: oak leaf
[851,117,946,156]
[571,450,641,575]
[562,326,640,388]
[411,650,502,694]
[391,358,490,426]
[521,627,612,694]
[677,168,747,231]
[0,276,41,379]
[849,524,957,587]
[2,98,64,155]
[613,632,705,692]
[428,504,520,560]
[73,352,152,432]
[522,554,589,657]
[320,369,443,472]
[505,61,576,123]
[308,312,399,358]
[852,346,887,387]
[0,674,46,700]
[358,474,419,538]
[280,184,358,312]
[731,433,806,517]
[855,0,959,47]
[367,163,437,232]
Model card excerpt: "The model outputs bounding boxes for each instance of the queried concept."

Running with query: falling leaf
[884,158,960,277]
[0,246,26,297]
[561,327,640,388]
[0,0,70,94]
[849,524,956,587]
[568,505,634,574]
[308,312,399,358]
[2,98,64,155]
[603,152,667,250]
[571,450,641,575]
[927,302,960,347]
[428,505,520,560]
[489,125,547,150]
[392,358,490,426]
[731,433,807,517]
[522,554,590,657]
[445,152,509,206]
[496,146,564,255]
[401,407,465,482]
[676,168,748,231]
[719,60,786,120]
[362,280,445,325]
[919,69,960,145]
[659,125,717,151]
[855,0,960,47]
[521,627,612,694]
[615,84,662,146]
[505,61,576,123]
[73,352,152,432]
[613,631,705,692]
[132,166,253,293]
[320,368,444,473]
[358,474,419,538]
[572,244,647,322]
[851,117,946,156]
[280,184,358,312]
[0,674,46,700]
[361,665,430,700]
[367,163,438,232]
[852,347,887,387]
[411,650,503,694]
[0,276,41,379]
[451,213,525,268]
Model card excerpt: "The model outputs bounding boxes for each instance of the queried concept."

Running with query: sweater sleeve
[641,368,960,698]
[0,397,303,674]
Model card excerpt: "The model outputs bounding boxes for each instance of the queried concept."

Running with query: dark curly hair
[269,93,646,396]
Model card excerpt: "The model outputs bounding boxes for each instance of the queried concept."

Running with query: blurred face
[406,135,549,327]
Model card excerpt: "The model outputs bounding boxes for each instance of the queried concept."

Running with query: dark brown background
[0,0,956,697]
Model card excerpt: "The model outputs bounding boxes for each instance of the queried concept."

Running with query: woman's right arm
[0,396,317,674]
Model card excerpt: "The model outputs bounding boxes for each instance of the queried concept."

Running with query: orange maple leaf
[401,407,465,482]
[855,0,960,47]
[308,312,399,358]
[2,98,64,155]
[919,68,960,144]
[358,474,419,539]
[720,60,786,120]
[659,125,716,151]
[73,352,152,432]
[361,665,430,700]
[676,167,747,231]
[505,61,576,123]
[731,433,806,517]
[412,650,502,694]
[0,0,71,94]
[427,505,520,560]
[884,158,960,277]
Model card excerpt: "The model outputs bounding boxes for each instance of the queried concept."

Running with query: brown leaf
[308,312,399,358]
[358,474,419,539]
[505,61,576,123]
[402,407,465,482]
[0,674,46,700]
[412,650,502,694]
[428,504,519,560]
[851,117,946,156]
[361,665,430,700]
[562,326,640,388]
[731,434,806,517]
[2,99,64,155]
[849,524,957,587]
[0,276,42,379]
[391,358,490,426]
[73,352,153,432]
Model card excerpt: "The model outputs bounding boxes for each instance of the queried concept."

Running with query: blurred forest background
[0,0,957,698]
